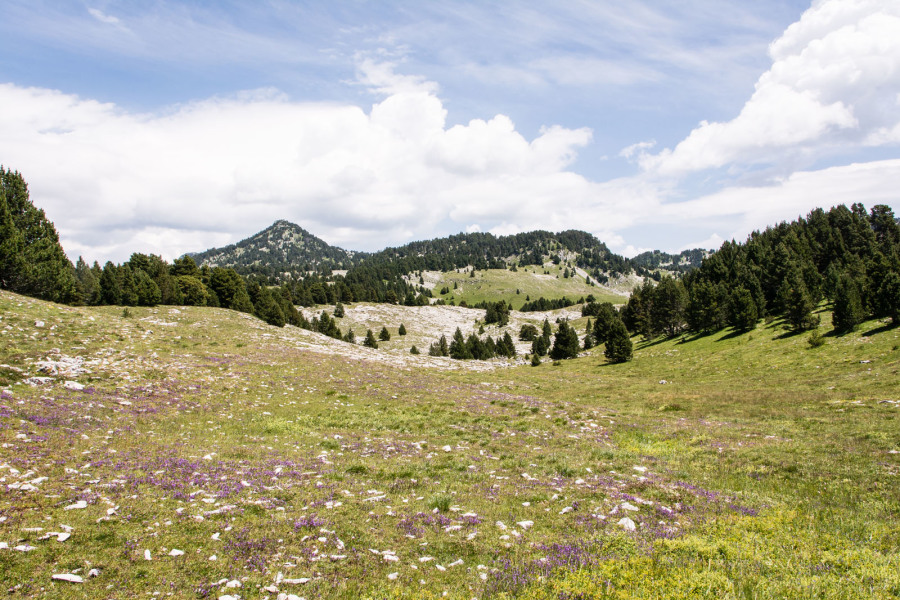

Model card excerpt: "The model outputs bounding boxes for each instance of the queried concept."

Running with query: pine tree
[876,271,900,323]
[99,261,122,305]
[398,323,407,336]
[363,329,379,348]
[604,318,633,363]
[379,326,391,341]
[727,286,758,331]
[779,268,819,331]
[410,345,420,354]
[175,276,208,306]
[832,274,865,333]
[333,302,345,318]
[74,257,100,305]
[449,327,471,359]
[344,329,356,344]
[550,321,580,360]
[0,167,77,303]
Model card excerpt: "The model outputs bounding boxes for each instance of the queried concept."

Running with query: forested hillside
[621,204,900,339]
[189,219,361,280]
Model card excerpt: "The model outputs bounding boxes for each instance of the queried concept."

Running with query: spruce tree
[876,271,900,323]
[779,268,819,331]
[727,287,758,331]
[0,167,77,303]
[398,323,407,336]
[379,326,391,341]
[74,257,100,305]
[832,274,865,333]
[333,302,345,318]
[604,318,633,363]
[364,329,379,348]
[449,327,471,359]
[550,321,580,360]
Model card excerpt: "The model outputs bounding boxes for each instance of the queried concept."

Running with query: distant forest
[2,166,899,346]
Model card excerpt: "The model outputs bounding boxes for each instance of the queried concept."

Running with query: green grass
[432,266,624,308]
[1,290,899,598]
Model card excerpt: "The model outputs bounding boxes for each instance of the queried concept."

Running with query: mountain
[188,220,362,280]
[632,248,710,274]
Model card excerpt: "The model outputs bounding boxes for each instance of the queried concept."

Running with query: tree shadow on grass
[862,320,899,337]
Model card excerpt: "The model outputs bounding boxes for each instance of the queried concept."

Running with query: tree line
[620,204,900,339]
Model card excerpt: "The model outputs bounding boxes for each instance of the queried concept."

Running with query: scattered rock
[52,573,83,583]
[64,500,87,510]
[620,502,639,512]
[63,381,85,391]
[168,549,184,557]
[618,517,636,531]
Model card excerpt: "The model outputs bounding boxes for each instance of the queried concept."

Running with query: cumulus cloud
[0,65,645,263]
[642,0,900,175]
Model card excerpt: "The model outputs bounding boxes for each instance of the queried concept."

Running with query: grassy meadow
[426,266,626,309]
[1,289,899,599]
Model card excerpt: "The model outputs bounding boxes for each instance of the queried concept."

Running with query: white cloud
[659,159,900,241]
[0,67,639,263]
[87,8,123,27]
[644,0,900,175]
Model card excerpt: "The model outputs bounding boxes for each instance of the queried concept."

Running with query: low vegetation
[1,290,898,598]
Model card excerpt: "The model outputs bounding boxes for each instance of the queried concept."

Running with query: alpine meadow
[2,164,900,599]
[2,1,900,598]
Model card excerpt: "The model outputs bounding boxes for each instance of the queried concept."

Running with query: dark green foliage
[686,280,725,333]
[334,302,345,318]
[429,335,449,357]
[171,256,201,278]
[530,353,542,366]
[247,281,285,327]
[591,303,619,345]
[133,268,161,306]
[343,329,356,344]
[398,323,407,335]
[531,334,549,357]
[74,257,100,305]
[482,300,510,326]
[520,296,575,312]
[778,267,819,331]
[379,326,391,341]
[208,267,253,313]
[604,318,633,363]
[315,310,342,339]
[832,274,865,333]
[363,329,379,349]
[0,167,77,303]
[176,276,208,306]
[466,333,490,360]
[449,328,471,359]
[410,345,419,355]
[650,276,688,337]
[876,271,900,323]
[119,265,138,307]
[99,261,122,305]
[550,320,580,360]
[519,324,538,341]
[727,287,758,331]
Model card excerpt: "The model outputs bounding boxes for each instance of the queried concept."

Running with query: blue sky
[1,1,899,263]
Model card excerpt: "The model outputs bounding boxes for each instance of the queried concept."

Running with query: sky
[1,0,899,264]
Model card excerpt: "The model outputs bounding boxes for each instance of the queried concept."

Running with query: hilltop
[188,220,363,279]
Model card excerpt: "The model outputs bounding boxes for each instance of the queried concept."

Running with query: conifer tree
[333,302,345,318]
[0,167,77,303]
[604,318,633,363]
[727,286,758,331]
[379,326,391,341]
[550,321,580,360]
[74,257,100,305]
[449,327,471,359]
[363,329,379,348]
[832,274,865,333]
[398,323,407,335]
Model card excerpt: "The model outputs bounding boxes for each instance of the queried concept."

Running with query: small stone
[225,580,241,588]
[516,520,534,530]
[52,573,83,583]
[88,568,100,578]
[57,532,71,542]
[620,502,639,512]
[64,500,87,510]
[14,544,36,552]
[63,381,85,391]
[168,548,184,557]
[618,517,636,531]
[559,506,573,514]
[442,445,452,452]
[144,549,152,560]
[387,572,399,580]
[264,586,279,593]
[218,596,238,600]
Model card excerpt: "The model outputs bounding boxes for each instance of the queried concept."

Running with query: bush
[808,329,826,348]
